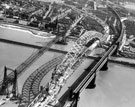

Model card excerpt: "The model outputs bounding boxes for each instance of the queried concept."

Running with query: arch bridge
[27,4,124,107]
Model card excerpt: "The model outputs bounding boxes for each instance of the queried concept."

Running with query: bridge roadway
[57,5,125,107]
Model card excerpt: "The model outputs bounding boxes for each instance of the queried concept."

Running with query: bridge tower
[0,66,18,99]
[0,66,8,95]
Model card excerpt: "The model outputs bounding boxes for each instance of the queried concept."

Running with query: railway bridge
[26,4,124,107]
[0,2,125,107]
[58,5,124,107]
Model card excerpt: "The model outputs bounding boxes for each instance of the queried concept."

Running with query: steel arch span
[27,30,108,107]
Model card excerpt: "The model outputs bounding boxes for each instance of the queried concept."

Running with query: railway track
[20,55,64,106]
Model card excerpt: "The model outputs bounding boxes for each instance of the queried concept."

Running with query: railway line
[59,45,118,107]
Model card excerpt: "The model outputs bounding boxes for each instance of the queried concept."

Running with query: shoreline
[0,21,56,39]
[0,21,135,66]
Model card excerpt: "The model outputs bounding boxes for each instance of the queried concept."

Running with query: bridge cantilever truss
[27,30,107,107]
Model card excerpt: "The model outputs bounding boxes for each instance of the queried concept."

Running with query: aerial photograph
[0,0,135,107]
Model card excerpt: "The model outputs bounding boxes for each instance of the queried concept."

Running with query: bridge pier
[112,47,118,56]
[67,90,80,107]
[0,67,19,99]
[100,59,108,71]
[86,73,96,89]
[112,42,120,56]
[40,86,44,91]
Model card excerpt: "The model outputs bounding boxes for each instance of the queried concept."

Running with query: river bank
[0,21,135,66]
